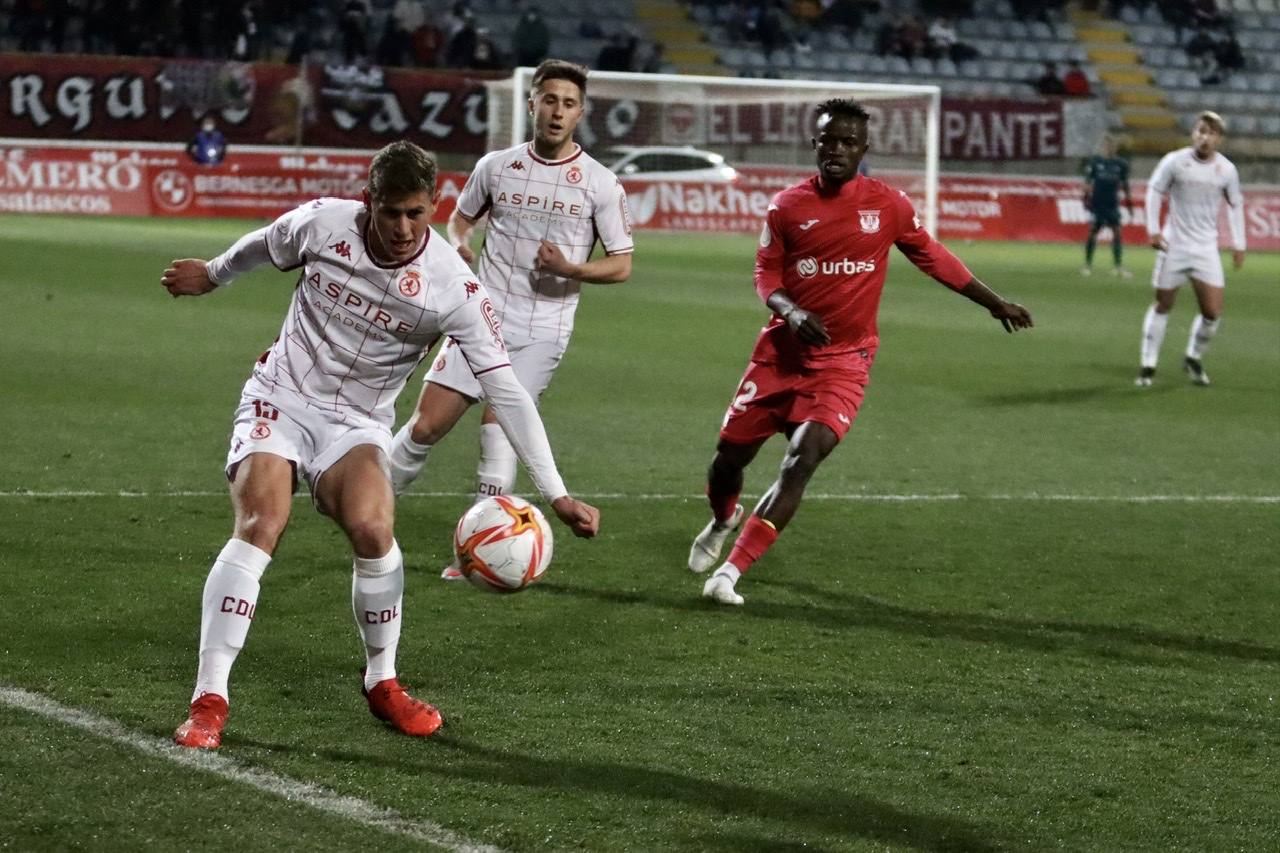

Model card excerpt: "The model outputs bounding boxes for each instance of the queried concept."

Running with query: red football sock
[707,485,741,525]
[725,515,778,574]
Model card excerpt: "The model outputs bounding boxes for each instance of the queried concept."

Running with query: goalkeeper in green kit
[1080,134,1134,278]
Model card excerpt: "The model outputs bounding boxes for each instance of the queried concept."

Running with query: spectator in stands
[895,14,928,60]
[377,0,423,67]
[791,0,824,27]
[1214,29,1244,75]
[187,116,227,167]
[340,0,372,63]
[513,6,552,68]
[639,41,666,73]
[411,20,445,66]
[1010,0,1054,24]
[1191,0,1226,31]
[442,1,472,45]
[286,15,314,65]
[231,3,259,61]
[1062,60,1091,96]
[822,0,868,33]
[445,11,478,67]
[1186,26,1222,84]
[596,32,633,70]
[471,27,505,70]
[926,16,977,62]
[1033,61,1066,95]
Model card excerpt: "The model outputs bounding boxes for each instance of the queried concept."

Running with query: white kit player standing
[161,141,599,750]
[1136,110,1246,388]
[387,59,633,578]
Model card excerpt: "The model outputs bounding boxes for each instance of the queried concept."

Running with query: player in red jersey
[688,99,1034,606]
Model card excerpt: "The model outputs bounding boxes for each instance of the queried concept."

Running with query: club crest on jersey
[858,210,881,233]
[398,270,421,297]
[566,165,583,184]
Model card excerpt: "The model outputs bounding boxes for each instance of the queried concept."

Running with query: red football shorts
[718,359,868,445]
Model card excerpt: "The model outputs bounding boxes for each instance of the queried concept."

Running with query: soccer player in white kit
[387,60,633,578]
[161,141,599,749]
[1137,111,1246,388]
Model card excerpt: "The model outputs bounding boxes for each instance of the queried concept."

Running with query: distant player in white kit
[161,141,599,749]
[1137,111,1246,388]
[387,59,633,578]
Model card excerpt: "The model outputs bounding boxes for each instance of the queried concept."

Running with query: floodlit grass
[1,215,1277,851]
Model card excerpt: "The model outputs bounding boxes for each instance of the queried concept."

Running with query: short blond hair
[1196,110,1226,134]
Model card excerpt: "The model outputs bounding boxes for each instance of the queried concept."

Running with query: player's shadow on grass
[345,736,1008,852]
[977,384,1124,406]
[762,577,1280,667]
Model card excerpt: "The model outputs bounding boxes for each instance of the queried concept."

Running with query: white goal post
[486,69,941,234]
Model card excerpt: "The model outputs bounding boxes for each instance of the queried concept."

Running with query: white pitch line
[1,489,1278,503]
[0,686,503,853]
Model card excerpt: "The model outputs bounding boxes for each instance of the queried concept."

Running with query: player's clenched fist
[162,258,217,297]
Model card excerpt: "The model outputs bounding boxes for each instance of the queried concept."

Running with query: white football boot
[702,571,744,606]
[688,504,745,573]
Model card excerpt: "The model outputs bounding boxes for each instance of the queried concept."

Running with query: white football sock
[1140,304,1169,369]
[388,419,430,496]
[352,541,404,691]
[475,422,517,500]
[714,564,742,585]
[193,538,271,703]
[1186,314,1220,360]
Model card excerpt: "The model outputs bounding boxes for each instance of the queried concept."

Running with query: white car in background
[606,146,738,183]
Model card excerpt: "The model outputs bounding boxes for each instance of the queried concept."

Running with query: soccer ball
[453,495,554,592]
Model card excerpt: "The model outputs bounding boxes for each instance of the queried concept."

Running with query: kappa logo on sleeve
[329,240,353,260]
[464,280,480,298]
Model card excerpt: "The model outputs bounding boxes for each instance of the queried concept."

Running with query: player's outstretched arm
[476,364,600,539]
[765,289,830,346]
[956,277,1033,333]
[161,259,216,298]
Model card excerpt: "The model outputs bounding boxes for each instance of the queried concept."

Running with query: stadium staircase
[634,0,725,75]
[1068,6,1182,155]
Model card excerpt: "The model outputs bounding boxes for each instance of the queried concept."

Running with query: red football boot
[362,675,443,737]
[174,693,229,749]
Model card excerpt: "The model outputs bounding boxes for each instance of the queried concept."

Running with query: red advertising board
[0,139,467,220]
[3,140,1276,250]
[623,166,1280,251]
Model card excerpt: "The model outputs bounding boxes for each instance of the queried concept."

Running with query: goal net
[485,69,941,233]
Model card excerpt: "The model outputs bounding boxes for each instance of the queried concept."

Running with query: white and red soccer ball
[453,495,553,592]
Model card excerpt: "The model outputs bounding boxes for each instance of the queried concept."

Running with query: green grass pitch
[1,214,1277,851]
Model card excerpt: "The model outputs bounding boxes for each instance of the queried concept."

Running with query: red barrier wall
[3,140,1276,250]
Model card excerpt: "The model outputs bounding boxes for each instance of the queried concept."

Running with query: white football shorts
[1152,248,1225,290]
[425,336,564,402]
[225,377,391,495]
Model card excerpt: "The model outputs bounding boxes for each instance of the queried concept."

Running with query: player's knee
[235,509,289,552]
[410,414,452,445]
[345,514,395,556]
[779,449,821,483]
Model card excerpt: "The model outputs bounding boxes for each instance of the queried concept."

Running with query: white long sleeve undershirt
[475,365,568,502]
[206,226,274,286]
